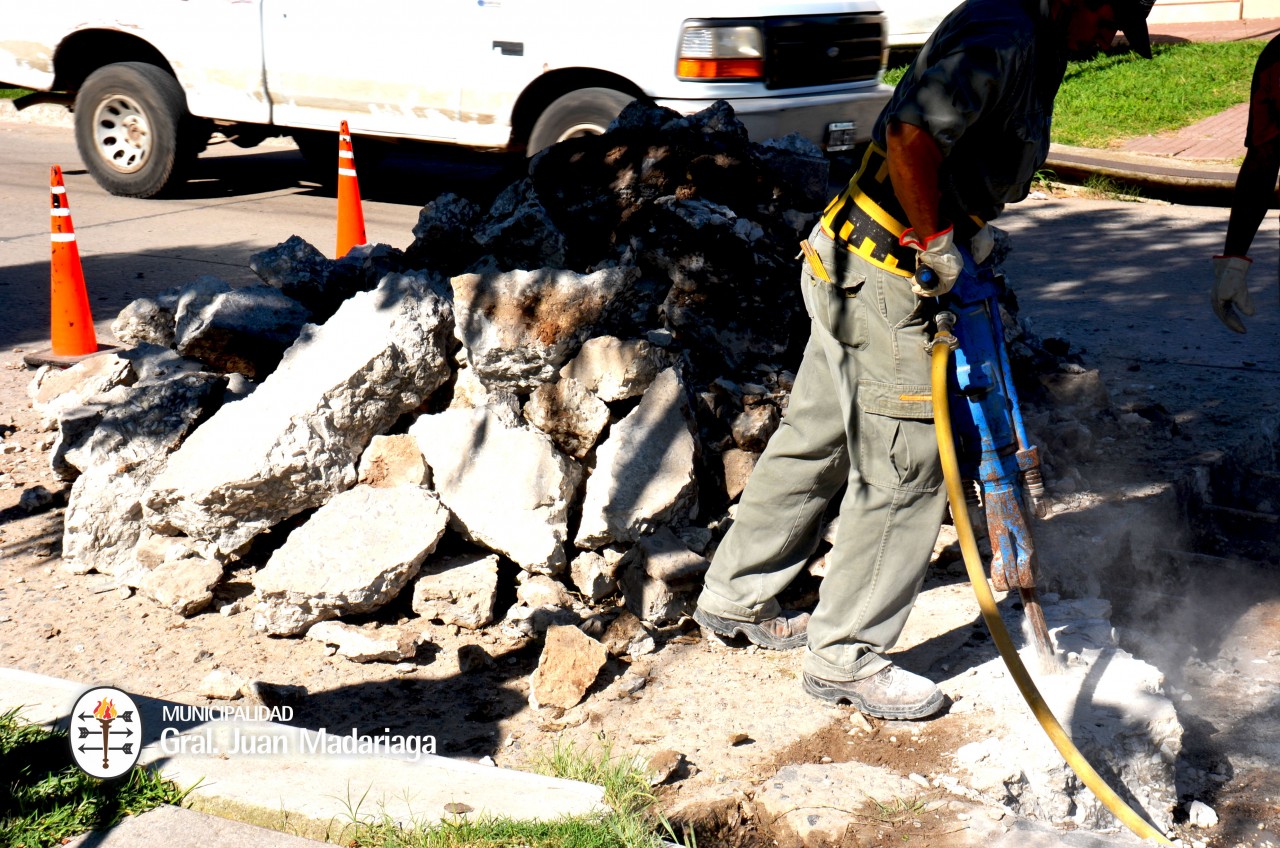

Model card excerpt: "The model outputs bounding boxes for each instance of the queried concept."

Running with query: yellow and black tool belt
[820,142,918,278]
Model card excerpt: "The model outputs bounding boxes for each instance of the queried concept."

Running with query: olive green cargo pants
[696,224,949,682]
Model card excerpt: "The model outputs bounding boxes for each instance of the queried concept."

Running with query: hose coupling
[927,311,960,352]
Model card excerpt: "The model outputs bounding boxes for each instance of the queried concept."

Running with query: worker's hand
[971,224,995,265]
[901,226,963,297]
[1211,255,1255,334]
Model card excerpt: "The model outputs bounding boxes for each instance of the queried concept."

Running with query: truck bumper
[654,84,892,152]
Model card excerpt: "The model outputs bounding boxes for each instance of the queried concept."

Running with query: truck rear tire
[74,62,201,198]
[528,87,636,155]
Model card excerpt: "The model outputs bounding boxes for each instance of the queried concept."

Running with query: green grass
[0,708,190,848]
[0,88,30,98]
[885,39,1265,148]
[341,737,690,848]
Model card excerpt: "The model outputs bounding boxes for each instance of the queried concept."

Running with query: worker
[1211,33,1280,334]
[694,0,1155,720]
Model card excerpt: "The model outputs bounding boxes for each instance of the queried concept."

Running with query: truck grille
[762,14,885,90]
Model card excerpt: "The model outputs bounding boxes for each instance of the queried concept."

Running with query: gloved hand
[901,226,963,297]
[1211,255,1254,334]
[970,224,995,265]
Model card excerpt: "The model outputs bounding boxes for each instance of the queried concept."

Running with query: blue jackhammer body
[930,257,1055,659]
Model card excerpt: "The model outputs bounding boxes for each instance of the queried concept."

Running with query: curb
[1046,143,1239,205]
[1,667,608,842]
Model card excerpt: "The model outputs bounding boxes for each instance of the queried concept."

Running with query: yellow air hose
[929,330,1174,846]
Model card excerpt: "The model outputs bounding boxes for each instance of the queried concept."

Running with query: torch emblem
[69,687,142,779]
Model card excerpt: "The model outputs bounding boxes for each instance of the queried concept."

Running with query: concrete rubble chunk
[601,609,653,659]
[730,403,780,452]
[60,373,228,578]
[559,336,663,403]
[516,574,575,610]
[29,354,135,424]
[172,275,235,341]
[753,133,830,207]
[448,363,522,418]
[138,556,224,617]
[645,749,684,786]
[457,643,496,673]
[569,550,618,604]
[721,448,759,502]
[501,604,580,640]
[575,368,698,549]
[251,485,449,636]
[305,621,424,663]
[407,192,483,273]
[522,377,611,460]
[450,266,638,392]
[410,406,582,574]
[145,272,454,556]
[411,553,501,630]
[1186,799,1218,828]
[111,275,230,348]
[528,625,609,710]
[358,434,429,488]
[471,178,568,272]
[250,237,410,322]
[174,284,312,380]
[619,526,709,624]
[196,668,245,700]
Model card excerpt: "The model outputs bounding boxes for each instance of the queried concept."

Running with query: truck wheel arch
[52,29,174,91]
[510,71,647,156]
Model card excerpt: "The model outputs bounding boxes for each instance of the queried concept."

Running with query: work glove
[901,226,963,297]
[1211,255,1254,334]
[970,224,995,265]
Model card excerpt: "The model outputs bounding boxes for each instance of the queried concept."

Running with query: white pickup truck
[0,1,891,198]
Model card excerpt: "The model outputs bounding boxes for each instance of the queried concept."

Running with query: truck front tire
[528,87,636,155]
[74,62,201,198]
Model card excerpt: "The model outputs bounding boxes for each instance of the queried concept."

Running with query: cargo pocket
[856,380,942,493]
[799,237,868,349]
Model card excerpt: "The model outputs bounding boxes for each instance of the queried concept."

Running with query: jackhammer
[921,258,1057,668]
[920,255,1174,846]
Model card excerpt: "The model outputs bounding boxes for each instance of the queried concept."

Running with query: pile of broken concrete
[31,102,838,680]
[33,99,1084,696]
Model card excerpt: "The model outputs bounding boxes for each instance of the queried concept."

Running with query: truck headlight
[677,25,764,81]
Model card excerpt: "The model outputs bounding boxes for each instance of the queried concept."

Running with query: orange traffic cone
[49,165,99,357]
[336,120,367,258]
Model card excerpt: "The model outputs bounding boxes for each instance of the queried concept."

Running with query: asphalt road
[0,118,513,352]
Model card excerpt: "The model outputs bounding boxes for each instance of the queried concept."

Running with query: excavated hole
[1107,420,1280,847]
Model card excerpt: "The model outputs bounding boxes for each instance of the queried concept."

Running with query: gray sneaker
[693,607,809,650]
[802,666,945,720]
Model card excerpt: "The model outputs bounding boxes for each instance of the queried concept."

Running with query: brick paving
[1112,18,1279,161]
[1119,102,1248,160]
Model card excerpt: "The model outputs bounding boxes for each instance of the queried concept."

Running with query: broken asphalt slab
[0,667,608,840]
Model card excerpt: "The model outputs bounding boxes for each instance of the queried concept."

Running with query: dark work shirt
[872,0,1068,223]
[1246,34,1280,149]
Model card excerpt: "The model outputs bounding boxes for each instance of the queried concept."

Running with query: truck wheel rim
[554,122,606,144]
[92,94,151,174]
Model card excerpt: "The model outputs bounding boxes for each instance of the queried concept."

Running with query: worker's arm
[887,119,965,295]
[886,119,946,236]
[1212,139,1280,333]
[1223,142,1280,257]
